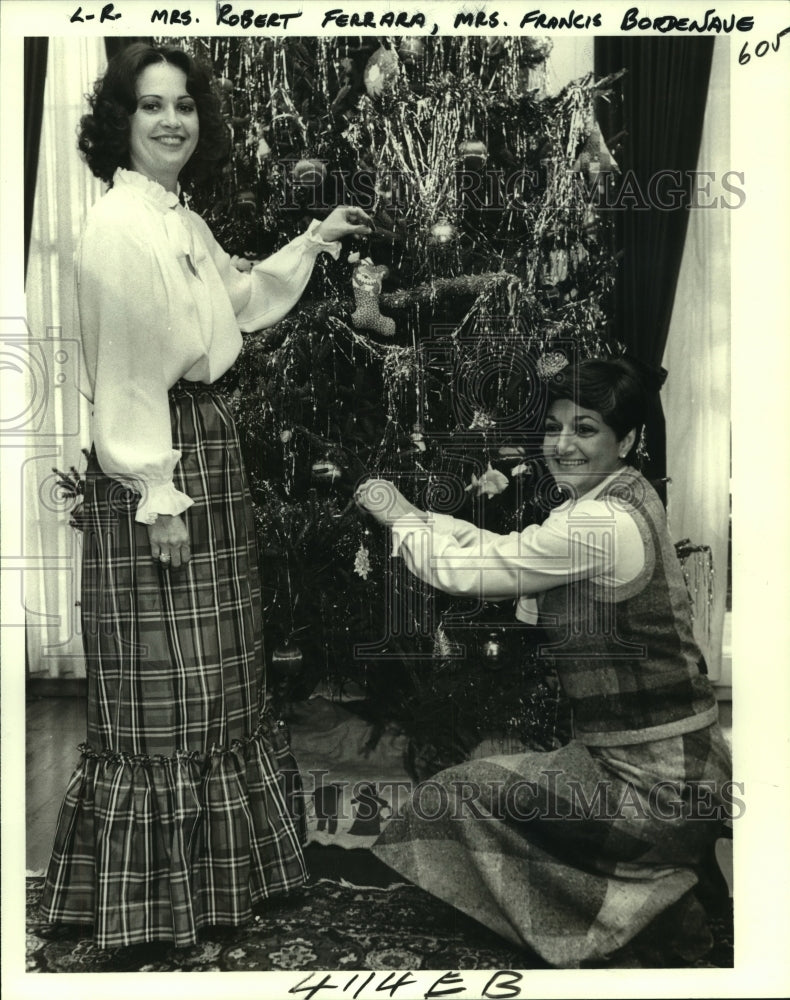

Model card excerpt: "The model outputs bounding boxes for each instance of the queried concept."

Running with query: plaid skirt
[372,721,732,967]
[40,381,307,948]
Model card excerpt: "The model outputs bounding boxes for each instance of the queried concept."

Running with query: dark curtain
[24,38,48,279]
[594,39,714,498]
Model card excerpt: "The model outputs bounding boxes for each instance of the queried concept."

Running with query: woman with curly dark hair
[77,43,230,187]
[39,42,372,949]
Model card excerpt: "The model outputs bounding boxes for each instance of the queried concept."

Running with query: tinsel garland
[676,539,715,647]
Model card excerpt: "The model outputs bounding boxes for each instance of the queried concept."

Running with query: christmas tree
[171,35,624,776]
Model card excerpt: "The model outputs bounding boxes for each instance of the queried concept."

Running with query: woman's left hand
[315,206,374,243]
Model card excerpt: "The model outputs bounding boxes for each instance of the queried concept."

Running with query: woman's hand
[315,206,374,243]
[147,513,191,569]
[355,478,425,527]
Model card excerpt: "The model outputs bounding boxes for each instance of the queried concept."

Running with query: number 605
[739,27,790,65]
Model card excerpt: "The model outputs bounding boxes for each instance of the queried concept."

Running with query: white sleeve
[76,223,193,525]
[191,215,341,332]
[390,500,644,599]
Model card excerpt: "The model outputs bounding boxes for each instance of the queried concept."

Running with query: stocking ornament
[350,257,395,338]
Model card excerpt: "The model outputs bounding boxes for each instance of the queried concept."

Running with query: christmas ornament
[410,424,426,452]
[398,37,425,63]
[536,351,569,379]
[364,46,401,98]
[433,623,461,660]
[540,248,569,286]
[271,642,304,676]
[311,459,343,482]
[293,159,327,186]
[458,139,488,169]
[256,137,272,162]
[569,243,588,269]
[350,258,396,338]
[510,461,532,478]
[428,219,458,245]
[582,205,598,232]
[236,190,256,213]
[468,410,496,430]
[374,172,401,208]
[481,632,506,670]
[573,120,619,179]
[465,463,509,499]
[354,542,372,580]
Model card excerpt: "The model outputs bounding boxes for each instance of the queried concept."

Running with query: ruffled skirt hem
[39,718,307,949]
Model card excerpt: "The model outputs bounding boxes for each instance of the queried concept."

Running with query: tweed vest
[537,467,718,746]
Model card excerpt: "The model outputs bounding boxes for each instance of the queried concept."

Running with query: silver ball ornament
[481,633,506,670]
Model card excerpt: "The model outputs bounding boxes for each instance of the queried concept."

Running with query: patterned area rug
[26,876,732,972]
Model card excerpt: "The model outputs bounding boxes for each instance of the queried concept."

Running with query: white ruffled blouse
[75,168,340,523]
[390,469,646,620]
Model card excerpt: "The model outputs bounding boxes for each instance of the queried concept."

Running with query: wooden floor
[26,696,86,872]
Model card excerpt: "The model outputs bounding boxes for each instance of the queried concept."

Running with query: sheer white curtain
[663,39,731,684]
[25,37,106,678]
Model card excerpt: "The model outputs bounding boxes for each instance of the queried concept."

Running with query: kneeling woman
[355,357,731,967]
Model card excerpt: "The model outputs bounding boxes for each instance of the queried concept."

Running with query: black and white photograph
[2,1,789,997]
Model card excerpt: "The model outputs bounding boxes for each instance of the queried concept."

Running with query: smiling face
[543,398,635,498]
[128,61,199,192]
